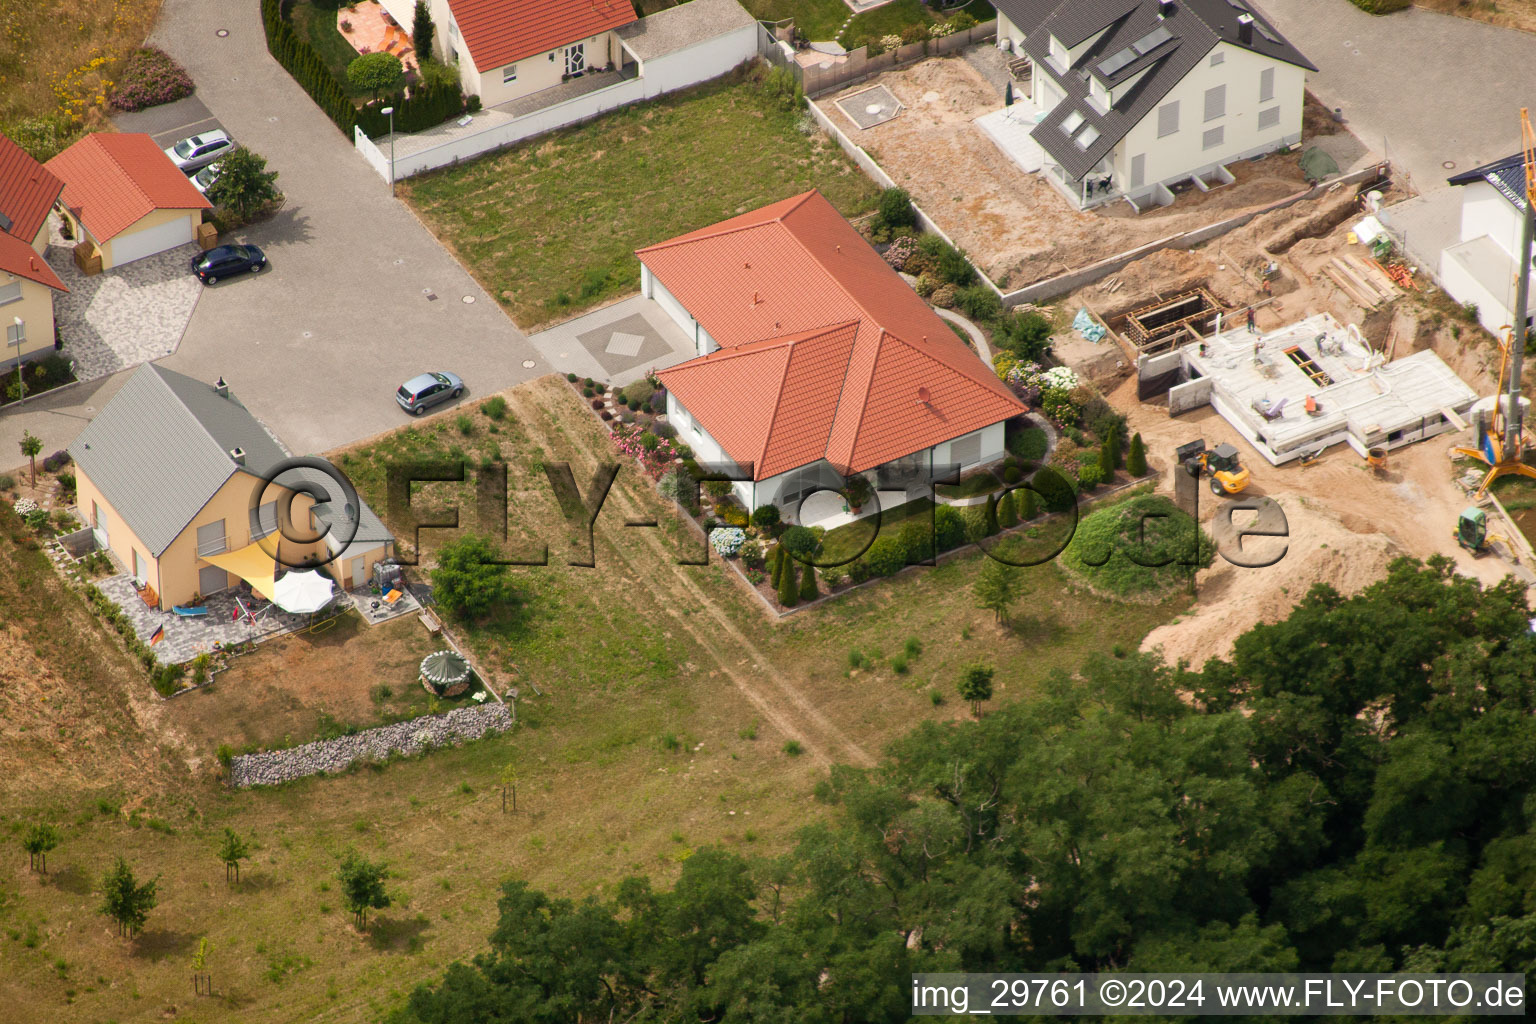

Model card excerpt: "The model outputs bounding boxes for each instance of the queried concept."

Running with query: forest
[392,557,1536,1022]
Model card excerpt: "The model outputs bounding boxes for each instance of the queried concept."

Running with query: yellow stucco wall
[98,207,201,270]
[0,272,57,365]
[469,32,622,107]
[77,467,334,610]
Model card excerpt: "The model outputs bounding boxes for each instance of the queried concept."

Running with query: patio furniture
[173,605,208,617]
[384,588,403,604]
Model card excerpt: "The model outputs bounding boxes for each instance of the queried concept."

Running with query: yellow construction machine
[1177,439,1251,496]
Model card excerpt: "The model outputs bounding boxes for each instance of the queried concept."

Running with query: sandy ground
[1416,0,1536,35]
[1048,187,1523,669]
[817,56,1325,287]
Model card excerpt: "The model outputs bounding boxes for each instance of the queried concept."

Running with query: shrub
[934,504,966,551]
[954,284,1000,321]
[898,520,934,564]
[565,372,577,383]
[721,505,749,527]
[918,234,976,286]
[750,504,781,531]
[949,11,978,30]
[738,538,766,567]
[995,310,1054,362]
[41,450,70,473]
[1060,494,1213,597]
[1347,0,1409,11]
[998,490,1019,528]
[961,507,991,544]
[348,51,405,98]
[1077,462,1104,490]
[876,187,916,230]
[0,475,13,492]
[914,274,938,298]
[704,479,732,500]
[1001,465,1022,485]
[710,527,746,557]
[799,563,818,601]
[777,558,799,607]
[481,396,507,420]
[761,65,803,111]
[900,24,928,45]
[864,535,907,577]
[1127,433,1148,476]
[1007,426,1048,462]
[883,234,918,272]
[1032,467,1076,514]
[455,414,473,435]
[820,564,848,587]
[780,525,819,559]
[110,48,194,111]
[931,283,958,309]
[1041,387,1083,427]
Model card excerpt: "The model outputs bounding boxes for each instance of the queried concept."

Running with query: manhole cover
[1443,161,1457,170]
[302,331,312,339]
[268,116,278,122]
[462,295,474,304]
[394,258,403,265]
[216,29,229,37]
[522,360,536,369]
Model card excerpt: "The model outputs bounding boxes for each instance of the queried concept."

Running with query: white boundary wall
[355,21,760,181]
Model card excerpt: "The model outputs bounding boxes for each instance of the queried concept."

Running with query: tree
[998,489,1018,529]
[1098,434,1116,481]
[99,857,158,938]
[973,561,1020,625]
[22,822,58,874]
[204,146,281,223]
[779,525,819,560]
[347,51,404,100]
[777,557,799,608]
[876,187,915,229]
[984,493,1000,535]
[1127,432,1147,476]
[19,430,40,486]
[411,0,435,60]
[338,852,391,931]
[957,663,994,718]
[430,533,514,620]
[217,828,250,884]
[1017,484,1037,519]
[770,544,785,589]
[799,561,818,602]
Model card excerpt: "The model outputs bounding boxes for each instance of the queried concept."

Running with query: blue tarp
[1073,308,1106,343]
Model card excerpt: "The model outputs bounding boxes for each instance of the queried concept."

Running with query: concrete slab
[526,295,697,386]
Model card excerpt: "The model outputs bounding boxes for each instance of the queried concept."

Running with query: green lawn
[818,497,936,564]
[740,0,852,42]
[287,0,376,101]
[742,0,996,46]
[402,70,880,329]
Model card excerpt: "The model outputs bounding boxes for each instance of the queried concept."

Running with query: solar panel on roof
[1097,47,1137,77]
[1132,25,1172,54]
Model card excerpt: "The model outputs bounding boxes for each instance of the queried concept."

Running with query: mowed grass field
[400,69,881,330]
[0,378,1186,1022]
[0,0,162,157]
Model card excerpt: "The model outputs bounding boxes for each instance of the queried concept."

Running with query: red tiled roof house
[642,191,1027,517]
[46,133,210,271]
[379,0,637,108]
[0,132,68,371]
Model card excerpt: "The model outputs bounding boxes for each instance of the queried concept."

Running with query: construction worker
[1246,307,1257,334]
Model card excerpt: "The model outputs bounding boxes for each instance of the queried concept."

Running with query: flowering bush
[1034,366,1080,391]
[611,422,680,479]
[930,20,957,38]
[710,528,746,557]
[880,33,902,50]
[110,48,194,112]
[13,497,38,515]
[883,234,917,271]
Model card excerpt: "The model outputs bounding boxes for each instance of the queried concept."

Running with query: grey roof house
[992,0,1316,209]
[70,363,393,610]
[1441,154,1535,340]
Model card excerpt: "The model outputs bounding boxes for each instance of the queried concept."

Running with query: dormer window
[1049,34,1068,68]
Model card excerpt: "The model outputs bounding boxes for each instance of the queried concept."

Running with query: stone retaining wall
[229,704,512,788]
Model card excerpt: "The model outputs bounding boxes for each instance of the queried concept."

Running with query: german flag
[149,624,165,646]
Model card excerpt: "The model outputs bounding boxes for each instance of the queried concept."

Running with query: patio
[337,0,418,72]
[795,488,925,530]
[96,574,326,665]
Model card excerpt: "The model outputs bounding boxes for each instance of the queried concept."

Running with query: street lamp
[381,106,395,196]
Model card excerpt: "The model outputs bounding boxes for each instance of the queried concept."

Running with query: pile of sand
[1140,496,1402,670]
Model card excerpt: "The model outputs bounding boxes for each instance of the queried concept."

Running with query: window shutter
[1204,85,1225,122]
[1257,106,1280,130]
[1202,126,1224,150]
[1259,67,1275,103]
[1157,101,1179,138]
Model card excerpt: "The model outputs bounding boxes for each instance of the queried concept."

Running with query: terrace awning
[201,541,278,603]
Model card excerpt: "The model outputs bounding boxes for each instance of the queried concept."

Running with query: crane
[1454,108,1536,496]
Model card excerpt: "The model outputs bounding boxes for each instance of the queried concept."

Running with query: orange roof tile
[0,133,64,245]
[446,0,636,71]
[0,230,66,292]
[45,133,210,243]
[648,191,1025,480]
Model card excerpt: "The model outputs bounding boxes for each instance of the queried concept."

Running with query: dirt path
[502,379,875,768]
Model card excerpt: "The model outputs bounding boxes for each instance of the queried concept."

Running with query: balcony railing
[196,538,228,557]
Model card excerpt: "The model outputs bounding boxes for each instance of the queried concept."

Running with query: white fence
[355,20,760,181]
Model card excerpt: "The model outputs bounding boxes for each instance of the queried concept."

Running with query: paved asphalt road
[1253,0,1536,191]
[0,0,542,465]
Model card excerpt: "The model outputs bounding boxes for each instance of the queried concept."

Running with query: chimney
[1158,0,1174,16]
[229,446,245,466]
[1237,13,1253,43]
[213,376,229,397]
[917,386,932,405]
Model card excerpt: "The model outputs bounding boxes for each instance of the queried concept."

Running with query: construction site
[1048,118,1536,670]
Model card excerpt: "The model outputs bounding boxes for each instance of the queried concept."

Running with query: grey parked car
[396,371,464,415]
[165,129,235,173]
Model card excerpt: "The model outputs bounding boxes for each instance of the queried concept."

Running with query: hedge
[355,77,465,138]
[1347,0,1409,11]
[262,0,357,136]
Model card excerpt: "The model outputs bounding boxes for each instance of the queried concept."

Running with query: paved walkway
[97,574,319,665]
[526,295,698,387]
[45,231,202,381]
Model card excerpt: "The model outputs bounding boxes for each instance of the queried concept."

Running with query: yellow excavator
[1177,439,1251,496]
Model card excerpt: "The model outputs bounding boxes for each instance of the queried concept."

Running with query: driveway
[0,0,545,463]
[1252,0,1536,191]
[525,295,697,388]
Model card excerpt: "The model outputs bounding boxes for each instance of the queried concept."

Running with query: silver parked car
[396,372,464,415]
[191,162,223,195]
[165,129,235,173]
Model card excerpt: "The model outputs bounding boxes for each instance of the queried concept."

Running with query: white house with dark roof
[992,0,1316,209]
[1444,154,1535,339]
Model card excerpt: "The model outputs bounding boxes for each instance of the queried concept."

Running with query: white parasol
[271,570,335,614]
